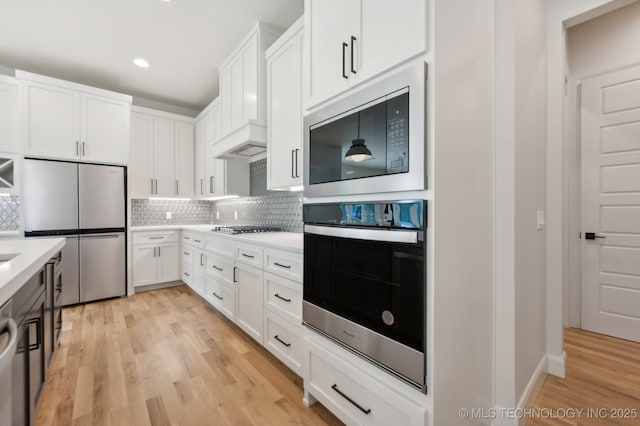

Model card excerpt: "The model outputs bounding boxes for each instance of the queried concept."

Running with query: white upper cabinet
[194,115,207,198]
[266,17,304,191]
[129,107,194,198]
[18,71,131,164]
[0,75,23,154]
[303,0,427,109]
[174,121,194,198]
[212,23,281,159]
[80,94,130,164]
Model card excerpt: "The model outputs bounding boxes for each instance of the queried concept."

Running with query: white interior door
[581,65,640,342]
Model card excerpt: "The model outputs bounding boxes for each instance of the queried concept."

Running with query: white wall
[567,0,640,78]
[514,0,548,403]
[432,0,495,424]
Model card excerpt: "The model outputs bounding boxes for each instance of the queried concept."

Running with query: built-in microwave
[304,62,427,197]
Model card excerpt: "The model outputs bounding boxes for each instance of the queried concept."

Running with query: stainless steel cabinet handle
[153,247,157,257]
[158,246,161,256]
[194,239,201,243]
[331,384,371,415]
[212,265,223,271]
[76,141,79,156]
[291,150,295,178]
[273,262,291,269]
[175,180,179,195]
[155,179,158,194]
[233,266,238,283]
[82,142,86,156]
[210,176,214,193]
[151,178,154,194]
[184,272,190,277]
[80,234,121,239]
[241,253,255,259]
[295,149,300,178]
[200,254,204,266]
[0,318,18,370]
[200,179,204,195]
[212,292,223,300]
[342,42,348,79]
[184,236,190,240]
[148,236,164,240]
[274,335,291,347]
[350,36,357,74]
[184,251,189,255]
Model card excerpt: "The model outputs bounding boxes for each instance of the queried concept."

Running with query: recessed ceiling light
[133,58,150,68]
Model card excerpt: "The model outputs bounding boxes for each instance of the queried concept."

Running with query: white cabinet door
[153,117,175,196]
[267,26,303,190]
[358,0,426,83]
[174,121,194,197]
[133,245,157,287]
[220,68,232,136]
[192,248,206,295]
[81,94,130,164]
[211,98,222,141]
[0,76,21,154]
[304,0,353,109]
[157,242,180,283]
[130,112,154,198]
[242,37,259,123]
[204,101,222,197]
[194,118,206,199]
[230,56,244,131]
[25,83,80,160]
[236,263,264,344]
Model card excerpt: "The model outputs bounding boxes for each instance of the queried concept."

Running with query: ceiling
[0,0,303,113]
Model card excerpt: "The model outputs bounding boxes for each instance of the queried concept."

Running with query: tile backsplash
[212,159,303,233]
[131,199,212,226]
[131,159,303,232]
[0,195,20,231]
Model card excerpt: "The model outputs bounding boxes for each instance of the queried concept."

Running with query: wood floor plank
[529,328,640,426]
[36,285,342,426]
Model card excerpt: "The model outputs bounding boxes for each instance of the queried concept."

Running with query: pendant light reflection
[345,113,372,162]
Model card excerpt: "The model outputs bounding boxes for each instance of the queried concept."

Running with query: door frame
[546,0,638,378]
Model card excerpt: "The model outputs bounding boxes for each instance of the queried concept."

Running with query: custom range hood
[209,127,268,159]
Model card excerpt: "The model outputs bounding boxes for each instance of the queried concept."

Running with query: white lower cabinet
[264,310,304,376]
[205,275,235,321]
[236,263,264,344]
[132,231,180,287]
[192,247,206,295]
[304,336,428,426]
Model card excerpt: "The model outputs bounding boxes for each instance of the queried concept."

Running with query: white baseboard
[546,351,566,378]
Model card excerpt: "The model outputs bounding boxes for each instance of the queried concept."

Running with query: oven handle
[304,224,418,244]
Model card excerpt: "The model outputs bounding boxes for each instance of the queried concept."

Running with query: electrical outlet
[234,211,238,220]
[216,211,220,220]
[537,210,545,230]
[166,211,172,220]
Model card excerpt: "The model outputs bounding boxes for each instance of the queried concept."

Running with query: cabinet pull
[176,180,179,195]
[295,149,300,178]
[342,42,348,79]
[184,272,190,277]
[184,251,189,255]
[158,246,161,256]
[241,253,255,259]
[212,265,223,271]
[212,292,223,300]
[350,36,357,74]
[76,141,79,156]
[151,178,154,194]
[200,179,204,195]
[291,149,296,178]
[233,266,238,283]
[155,179,158,194]
[194,239,201,243]
[273,262,291,269]
[274,293,291,303]
[148,236,164,240]
[210,176,214,193]
[82,141,86,156]
[184,236,191,240]
[274,335,291,347]
[200,253,204,266]
[331,384,371,415]
[153,247,157,257]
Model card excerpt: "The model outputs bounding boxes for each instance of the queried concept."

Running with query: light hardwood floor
[529,328,640,426]
[36,285,343,426]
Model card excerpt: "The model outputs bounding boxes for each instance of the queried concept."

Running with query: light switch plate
[166,211,172,220]
[537,210,545,230]
[234,211,238,220]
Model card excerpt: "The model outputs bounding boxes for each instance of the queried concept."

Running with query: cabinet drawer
[306,339,427,426]
[205,276,235,321]
[236,244,263,268]
[264,249,302,282]
[182,261,193,285]
[133,231,179,244]
[205,236,235,258]
[205,252,235,285]
[182,232,205,248]
[264,272,302,325]
[182,246,193,262]
[264,311,303,376]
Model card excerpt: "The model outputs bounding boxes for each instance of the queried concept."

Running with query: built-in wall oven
[304,62,427,197]
[303,200,427,392]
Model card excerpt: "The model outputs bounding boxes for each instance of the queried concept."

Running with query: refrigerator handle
[80,234,121,239]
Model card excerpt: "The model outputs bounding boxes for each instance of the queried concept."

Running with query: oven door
[303,225,425,388]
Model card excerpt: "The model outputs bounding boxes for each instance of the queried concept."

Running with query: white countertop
[0,238,66,307]
[131,225,303,253]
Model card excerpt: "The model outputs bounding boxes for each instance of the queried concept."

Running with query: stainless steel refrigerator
[23,159,126,305]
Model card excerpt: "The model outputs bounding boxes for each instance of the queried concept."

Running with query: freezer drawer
[79,164,125,230]
[23,159,78,232]
[80,233,126,303]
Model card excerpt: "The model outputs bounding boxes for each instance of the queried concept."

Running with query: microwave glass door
[303,233,424,352]
[308,89,409,185]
